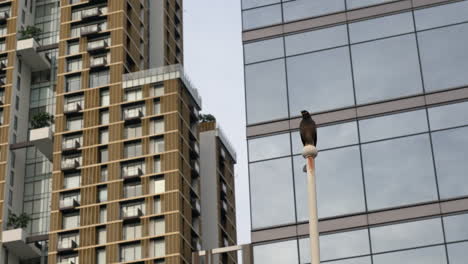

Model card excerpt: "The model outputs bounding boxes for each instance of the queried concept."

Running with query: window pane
[242,0,280,10]
[370,218,444,253]
[294,146,365,220]
[347,0,394,9]
[287,47,354,114]
[432,127,468,199]
[250,157,296,229]
[349,12,414,43]
[428,101,468,130]
[292,121,358,154]
[242,4,282,30]
[322,256,372,264]
[362,134,437,210]
[283,0,345,23]
[352,34,423,104]
[415,0,468,31]
[285,25,348,56]
[443,213,468,243]
[254,240,299,264]
[318,229,370,261]
[359,110,428,142]
[418,23,468,92]
[373,245,447,264]
[245,59,288,124]
[244,37,284,64]
[448,241,468,264]
[248,133,291,162]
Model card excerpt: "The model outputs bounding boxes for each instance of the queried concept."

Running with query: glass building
[0,1,237,264]
[242,0,468,263]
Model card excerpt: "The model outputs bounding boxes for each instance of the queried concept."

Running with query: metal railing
[122,64,202,107]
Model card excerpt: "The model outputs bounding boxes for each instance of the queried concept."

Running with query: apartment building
[0,0,224,263]
[199,121,237,264]
[242,0,468,263]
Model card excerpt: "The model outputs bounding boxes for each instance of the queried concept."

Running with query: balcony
[0,60,7,70]
[123,185,143,198]
[190,142,199,158]
[122,207,143,221]
[191,160,200,177]
[87,39,108,53]
[192,199,201,216]
[57,240,78,253]
[221,200,228,213]
[0,95,4,105]
[59,198,80,211]
[16,38,51,71]
[81,7,101,20]
[2,228,41,259]
[90,57,107,68]
[62,159,80,171]
[221,182,227,198]
[81,24,101,36]
[123,108,143,121]
[29,127,53,161]
[192,237,201,251]
[0,12,9,23]
[64,102,82,114]
[62,140,81,153]
[122,168,143,180]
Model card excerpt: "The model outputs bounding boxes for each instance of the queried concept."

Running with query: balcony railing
[122,207,143,219]
[123,185,143,198]
[90,57,107,68]
[81,24,100,35]
[62,140,81,152]
[57,240,78,252]
[123,108,143,121]
[191,160,200,177]
[0,60,7,69]
[192,199,201,216]
[122,167,143,179]
[87,39,108,52]
[64,102,82,114]
[0,12,9,22]
[81,7,101,19]
[59,198,80,211]
[62,159,80,171]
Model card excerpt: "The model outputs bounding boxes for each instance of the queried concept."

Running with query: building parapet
[122,64,202,108]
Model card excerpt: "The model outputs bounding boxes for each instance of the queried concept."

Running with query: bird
[299,110,317,147]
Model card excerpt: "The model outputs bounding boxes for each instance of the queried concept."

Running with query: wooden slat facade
[49,1,195,263]
[0,0,17,236]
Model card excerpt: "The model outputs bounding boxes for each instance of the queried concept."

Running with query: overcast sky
[183,1,250,244]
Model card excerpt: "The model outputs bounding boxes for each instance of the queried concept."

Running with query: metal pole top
[302,145,318,159]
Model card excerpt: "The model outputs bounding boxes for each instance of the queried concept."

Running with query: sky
[183,1,251,244]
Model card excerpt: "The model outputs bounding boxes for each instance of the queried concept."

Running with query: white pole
[302,145,320,264]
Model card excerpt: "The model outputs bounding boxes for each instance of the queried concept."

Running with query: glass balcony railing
[81,24,100,35]
[64,102,82,114]
[122,207,143,219]
[62,159,80,170]
[123,108,143,120]
[87,39,108,51]
[81,7,101,19]
[123,185,143,198]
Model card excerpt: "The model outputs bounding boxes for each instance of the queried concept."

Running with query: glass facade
[244,1,468,124]
[254,214,468,263]
[243,0,468,263]
[248,107,468,229]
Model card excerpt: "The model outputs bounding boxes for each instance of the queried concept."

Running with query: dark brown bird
[300,110,317,147]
